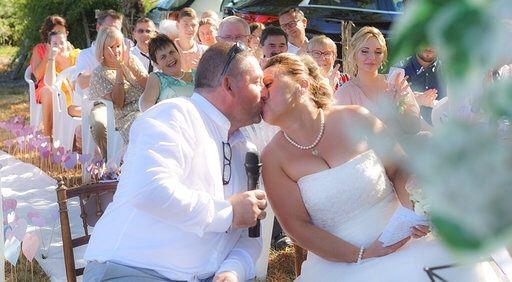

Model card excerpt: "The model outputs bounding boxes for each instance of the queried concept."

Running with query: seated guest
[174,7,206,71]
[29,15,77,136]
[89,26,147,145]
[197,17,218,47]
[84,42,268,282]
[139,34,194,112]
[307,35,349,91]
[201,10,220,24]
[130,17,158,73]
[73,9,123,159]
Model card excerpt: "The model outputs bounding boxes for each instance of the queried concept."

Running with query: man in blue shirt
[396,47,445,125]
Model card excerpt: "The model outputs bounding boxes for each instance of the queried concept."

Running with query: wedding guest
[307,35,349,91]
[260,53,503,281]
[217,16,251,46]
[197,17,218,47]
[201,10,220,24]
[279,7,308,54]
[260,26,288,59]
[139,34,194,112]
[174,7,206,71]
[73,10,123,159]
[334,26,421,135]
[395,47,445,125]
[249,23,265,50]
[84,42,267,281]
[89,26,147,145]
[29,15,76,136]
[130,18,157,73]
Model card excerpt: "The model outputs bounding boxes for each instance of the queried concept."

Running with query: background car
[222,0,404,61]
[148,0,224,25]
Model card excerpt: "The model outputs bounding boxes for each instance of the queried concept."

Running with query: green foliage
[0,0,26,46]
[20,0,124,50]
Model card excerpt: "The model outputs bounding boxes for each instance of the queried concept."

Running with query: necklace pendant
[312,148,319,156]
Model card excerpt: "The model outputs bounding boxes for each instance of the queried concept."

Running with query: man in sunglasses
[84,41,268,282]
[131,17,157,73]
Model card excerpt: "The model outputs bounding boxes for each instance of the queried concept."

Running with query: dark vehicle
[148,0,224,25]
[222,0,404,42]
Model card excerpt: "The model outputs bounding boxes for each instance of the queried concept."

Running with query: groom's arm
[216,233,263,281]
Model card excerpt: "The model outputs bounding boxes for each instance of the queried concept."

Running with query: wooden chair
[56,179,117,282]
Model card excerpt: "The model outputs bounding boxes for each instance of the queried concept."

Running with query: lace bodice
[298,150,398,246]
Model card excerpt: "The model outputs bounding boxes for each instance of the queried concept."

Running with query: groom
[83,42,268,282]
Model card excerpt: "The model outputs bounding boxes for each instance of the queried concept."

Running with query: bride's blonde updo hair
[264,53,333,109]
[347,26,387,77]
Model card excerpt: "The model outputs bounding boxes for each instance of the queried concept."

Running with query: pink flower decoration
[22,232,40,262]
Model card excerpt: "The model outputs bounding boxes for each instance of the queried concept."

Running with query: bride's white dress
[296,150,506,282]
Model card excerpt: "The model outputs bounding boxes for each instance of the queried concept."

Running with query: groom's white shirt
[84,93,262,281]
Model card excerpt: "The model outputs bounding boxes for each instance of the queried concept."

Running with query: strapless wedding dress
[296,150,507,282]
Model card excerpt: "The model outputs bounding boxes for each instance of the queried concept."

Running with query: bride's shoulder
[328,105,373,121]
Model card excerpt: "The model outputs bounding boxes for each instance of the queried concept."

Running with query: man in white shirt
[84,41,268,282]
[278,7,308,55]
[130,17,157,73]
[73,10,123,159]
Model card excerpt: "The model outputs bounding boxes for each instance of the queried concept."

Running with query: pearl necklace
[283,109,325,155]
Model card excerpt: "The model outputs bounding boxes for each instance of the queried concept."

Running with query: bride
[260,53,506,281]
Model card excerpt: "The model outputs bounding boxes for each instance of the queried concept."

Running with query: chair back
[56,180,117,281]
[52,66,81,151]
[24,66,42,129]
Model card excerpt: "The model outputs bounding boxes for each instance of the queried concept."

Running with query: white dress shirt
[84,93,262,282]
[72,43,98,83]
[130,45,157,73]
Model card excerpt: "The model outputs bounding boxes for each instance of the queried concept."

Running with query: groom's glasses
[222,142,232,185]
[220,42,247,77]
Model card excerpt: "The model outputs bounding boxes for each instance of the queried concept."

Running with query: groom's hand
[213,271,238,282]
[229,190,267,229]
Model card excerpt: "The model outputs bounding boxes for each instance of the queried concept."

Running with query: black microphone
[245,151,262,238]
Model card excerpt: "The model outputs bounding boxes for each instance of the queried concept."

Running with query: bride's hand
[364,237,410,260]
[411,224,430,238]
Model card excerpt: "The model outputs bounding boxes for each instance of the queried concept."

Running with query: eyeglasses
[220,42,247,77]
[308,50,335,59]
[280,19,301,30]
[218,34,249,43]
[136,29,154,34]
[222,142,232,185]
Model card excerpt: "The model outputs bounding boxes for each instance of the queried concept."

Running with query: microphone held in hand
[245,151,262,238]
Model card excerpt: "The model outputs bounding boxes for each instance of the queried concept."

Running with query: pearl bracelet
[356,246,365,263]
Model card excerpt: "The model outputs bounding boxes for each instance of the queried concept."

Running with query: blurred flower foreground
[390,0,512,258]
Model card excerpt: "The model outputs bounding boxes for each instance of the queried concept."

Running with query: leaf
[431,214,482,251]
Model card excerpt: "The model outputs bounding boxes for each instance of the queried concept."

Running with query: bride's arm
[262,144,407,262]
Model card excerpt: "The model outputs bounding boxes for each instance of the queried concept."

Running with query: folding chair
[56,179,117,281]
[51,66,81,151]
[99,99,124,166]
[24,66,42,129]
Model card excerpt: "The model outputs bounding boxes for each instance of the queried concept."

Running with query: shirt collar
[190,93,232,141]
[412,56,438,74]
